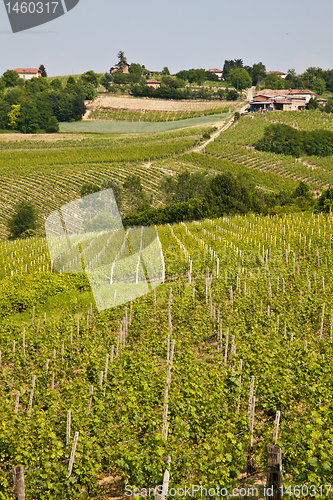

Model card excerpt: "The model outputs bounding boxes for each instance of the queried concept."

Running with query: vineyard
[204,112,333,192]
[1,211,333,498]
[0,127,214,239]
[88,109,229,123]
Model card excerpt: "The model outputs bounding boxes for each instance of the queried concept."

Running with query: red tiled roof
[208,68,222,72]
[289,89,316,95]
[266,71,286,75]
[13,68,41,74]
[147,79,160,84]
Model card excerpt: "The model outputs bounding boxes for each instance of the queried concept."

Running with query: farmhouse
[13,68,41,80]
[146,79,161,89]
[249,88,316,112]
[265,71,287,79]
[208,68,223,80]
[110,62,130,74]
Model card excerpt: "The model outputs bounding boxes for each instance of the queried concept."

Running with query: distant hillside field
[2,110,333,240]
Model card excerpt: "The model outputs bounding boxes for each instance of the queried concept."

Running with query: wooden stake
[249,396,255,447]
[68,431,79,478]
[87,385,94,416]
[13,466,25,500]
[248,376,255,416]
[66,410,71,446]
[28,375,36,412]
[273,410,280,442]
[266,444,283,500]
[319,302,325,341]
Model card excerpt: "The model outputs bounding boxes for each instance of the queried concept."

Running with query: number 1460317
[5,2,59,14]
[280,485,331,497]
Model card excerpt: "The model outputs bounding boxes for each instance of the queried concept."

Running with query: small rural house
[208,68,223,80]
[13,68,41,80]
[265,71,287,79]
[110,62,130,74]
[146,79,161,89]
[249,88,316,112]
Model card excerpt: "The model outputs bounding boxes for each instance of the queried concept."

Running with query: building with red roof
[13,68,41,80]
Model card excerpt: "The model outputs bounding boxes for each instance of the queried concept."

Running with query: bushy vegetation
[0,70,103,132]
[255,123,333,157]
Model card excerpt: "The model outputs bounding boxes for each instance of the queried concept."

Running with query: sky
[1,0,333,77]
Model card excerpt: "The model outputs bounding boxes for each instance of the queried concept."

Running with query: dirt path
[191,99,248,153]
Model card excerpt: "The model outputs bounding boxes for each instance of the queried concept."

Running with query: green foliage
[7,104,21,130]
[101,178,123,209]
[228,68,252,90]
[161,66,170,75]
[129,63,144,76]
[226,89,239,101]
[264,72,286,89]
[7,201,38,239]
[123,197,209,226]
[2,69,19,87]
[256,123,333,157]
[39,64,47,77]
[307,97,318,110]
[80,70,99,87]
[311,77,325,95]
[80,183,100,198]
[204,172,261,216]
[0,99,10,129]
[222,59,243,81]
[317,187,333,213]
[234,112,240,121]
[46,116,59,133]
[123,174,150,212]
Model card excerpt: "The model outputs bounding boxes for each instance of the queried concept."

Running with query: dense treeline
[255,123,333,157]
[0,70,96,133]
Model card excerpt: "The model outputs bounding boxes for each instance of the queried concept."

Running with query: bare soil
[0,133,86,142]
[85,94,233,114]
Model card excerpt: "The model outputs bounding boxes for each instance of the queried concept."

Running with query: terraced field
[205,112,333,191]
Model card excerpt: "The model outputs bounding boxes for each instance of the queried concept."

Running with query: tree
[307,97,318,110]
[226,89,239,101]
[18,101,39,133]
[7,104,21,129]
[39,64,47,77]
[228,68,252,90]
[162,67,170,75]
[8,201,38,239]
[50,78,62,90]
[123,174,150,212]
[317,187,333,214]
[129,63,143,75]
[264,73,285,89]
[81,70,99,87]
[101,178,123,210]
[2,70,19,88]
[311,77,326,95]
[0,100,10,129]
[251,62,266,85]
[117,51,128,72]
[46,116,59,133]
[80,183,100,198]
[222,59,243,81]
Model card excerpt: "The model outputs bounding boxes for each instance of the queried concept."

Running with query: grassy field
[60,113,229,133]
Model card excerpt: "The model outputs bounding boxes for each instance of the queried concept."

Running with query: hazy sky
[1,0,332,77]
